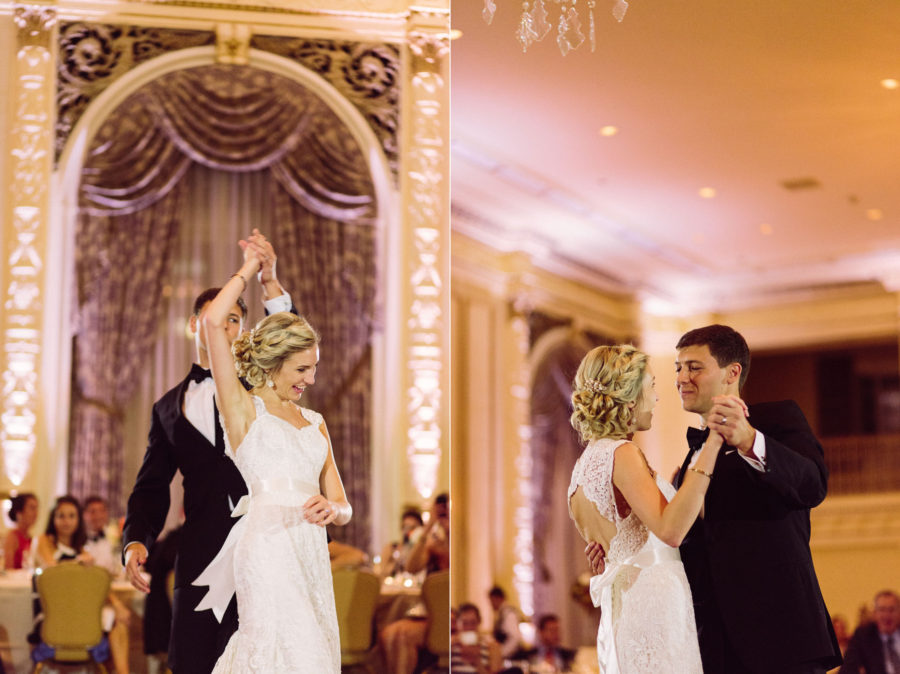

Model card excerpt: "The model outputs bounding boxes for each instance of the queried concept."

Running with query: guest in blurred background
[406,493,449,575]
[379,493,451,674]
[512,614,576,673]
[377,507,424,578]
[3,492,38,570]
[839,590,900,674]
[83,495,118,574]
[489,585,522,662]
[450,602,502,674]
[33,495,130,674]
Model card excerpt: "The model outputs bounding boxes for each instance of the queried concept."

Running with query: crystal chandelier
[482,0,629,56]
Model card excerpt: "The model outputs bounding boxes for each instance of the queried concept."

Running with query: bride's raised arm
[612,432,722,548]
[202,242,261,450]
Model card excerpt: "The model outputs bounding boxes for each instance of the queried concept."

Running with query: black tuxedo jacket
[675,400,842,673]
[839,623,893,674]
[122,372,247,673]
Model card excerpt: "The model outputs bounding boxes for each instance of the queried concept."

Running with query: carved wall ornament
[216,23,251,64]
[250,36,400,176]
[55,24,399,177]
[56,23,216,160]
[13,4,57,49]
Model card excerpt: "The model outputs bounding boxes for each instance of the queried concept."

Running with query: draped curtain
[529,329,614,647]
[70,64,377,550]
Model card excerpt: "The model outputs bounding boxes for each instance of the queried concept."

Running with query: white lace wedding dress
[199,395,340,673]
[568,437,703,674]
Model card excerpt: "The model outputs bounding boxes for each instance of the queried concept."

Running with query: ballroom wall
[452,227,900,645]
[0,0,451,557]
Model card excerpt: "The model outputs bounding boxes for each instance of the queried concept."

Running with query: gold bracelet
[689,467,713,479]
[231,273,247,292]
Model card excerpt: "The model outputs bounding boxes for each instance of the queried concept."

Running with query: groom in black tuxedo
[673,324,842,674]
[123,232,294,674]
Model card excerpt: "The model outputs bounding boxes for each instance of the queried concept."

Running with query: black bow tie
[189,363,212,384]
[88,531,105,542]
[686,426,710,450]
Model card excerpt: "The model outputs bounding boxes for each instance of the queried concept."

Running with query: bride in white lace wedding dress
[196,241,351,673]
[568,345,729,674]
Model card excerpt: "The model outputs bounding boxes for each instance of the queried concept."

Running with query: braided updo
[570,344,649,443]
[231,312,319,389]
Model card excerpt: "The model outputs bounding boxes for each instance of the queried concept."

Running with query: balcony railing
[822,433,900,495]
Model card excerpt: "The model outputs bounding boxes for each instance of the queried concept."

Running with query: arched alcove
[53,46,395,551]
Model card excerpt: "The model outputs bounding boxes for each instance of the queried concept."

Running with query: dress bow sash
[192,477,320,622]
[589,543,682,674]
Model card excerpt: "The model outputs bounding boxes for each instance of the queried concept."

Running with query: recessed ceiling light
[866,208,884,221]
[698,187,716,199]
[881,78,899,90]
[760,223,773,235]
[599,126,618,137]
[449,29,463,40]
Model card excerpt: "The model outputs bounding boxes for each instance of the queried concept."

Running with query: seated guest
[3,492,38,569]
[406,493,450,574]
[379,493,451,674]
[377,507,424,577]
[512,614,576,673]
[451,602,502,674]
[839,589,900,674]
[83,495,118,574]
[489,585,523,661]
[33,496,129,674]
[329,538,369,569]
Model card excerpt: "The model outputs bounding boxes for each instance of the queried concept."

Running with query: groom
[123,232,294,674]
[672,324,842,674]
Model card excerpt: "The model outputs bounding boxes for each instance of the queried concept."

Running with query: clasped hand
[708,395,755,453]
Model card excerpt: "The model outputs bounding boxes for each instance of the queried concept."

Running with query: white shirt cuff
[263,292,292,314]
[739,431,767,472]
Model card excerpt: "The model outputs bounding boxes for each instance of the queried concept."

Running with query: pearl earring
[266,377,275,388]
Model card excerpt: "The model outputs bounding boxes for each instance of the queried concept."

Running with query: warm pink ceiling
[451,1,900,312]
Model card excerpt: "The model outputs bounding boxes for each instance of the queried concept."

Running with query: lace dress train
[569,437,703,674]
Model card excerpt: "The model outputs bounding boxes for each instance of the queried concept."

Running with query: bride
[197,238,351,673]
[568,345,739,674]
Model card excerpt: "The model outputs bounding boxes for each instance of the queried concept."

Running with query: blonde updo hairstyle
[570,344,649,443]
[231,312,319,389]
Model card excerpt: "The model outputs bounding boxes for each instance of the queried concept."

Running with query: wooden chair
[421,569,450,672]
[333,568,381,673]
[32,564,111,673]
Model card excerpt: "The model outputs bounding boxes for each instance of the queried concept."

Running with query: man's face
[458,608,480,632]
[539,619,560,647]
[675,344,733,417]
[874,594,900,634]
[191,301,245,353]
[84,501,108,534]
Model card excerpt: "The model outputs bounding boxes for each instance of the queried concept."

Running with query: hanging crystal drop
[483,0,497,24]
[516,1,539,52]
[564,5,585,52]
[588,0,596,51]
[612,0,629,22]
[556,2,571,56]
[532,0,552,41]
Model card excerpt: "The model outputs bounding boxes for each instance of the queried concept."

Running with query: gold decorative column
[402,5,450,503]
[507,297,534,616]
[1,3,56,489]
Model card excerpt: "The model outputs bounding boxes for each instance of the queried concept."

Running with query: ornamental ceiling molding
[130,0,409,14]
[56,23,400,177]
